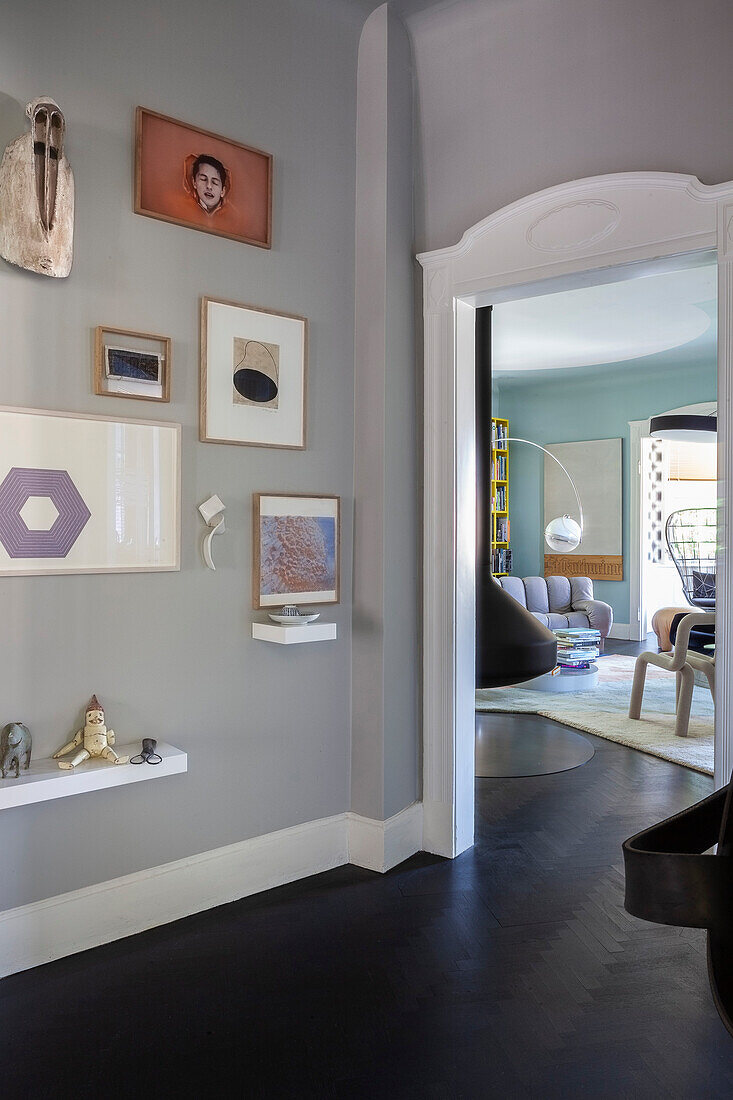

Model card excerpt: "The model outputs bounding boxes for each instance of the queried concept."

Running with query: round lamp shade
[649,413,717,442]
[545,514,582,552]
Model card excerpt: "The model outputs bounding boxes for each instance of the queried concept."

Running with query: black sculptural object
[130,738,162,765]
[475,306,557,688]
[623,773,733,1036]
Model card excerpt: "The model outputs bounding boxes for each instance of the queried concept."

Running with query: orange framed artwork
[134,107,272,248]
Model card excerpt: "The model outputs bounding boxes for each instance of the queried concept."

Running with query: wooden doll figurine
[53,695,129,770]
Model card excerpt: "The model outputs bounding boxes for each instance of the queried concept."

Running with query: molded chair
[628,612,715,738]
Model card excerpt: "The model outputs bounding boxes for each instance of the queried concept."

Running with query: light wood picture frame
[0,406,180,576]
[94,326,171,403]
[253,492,340,608]
[201,297,307,448]
[135,107,272,249]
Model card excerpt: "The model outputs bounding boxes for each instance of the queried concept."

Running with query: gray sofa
[498,575,613,643]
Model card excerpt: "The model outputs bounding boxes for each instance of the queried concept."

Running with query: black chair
[624,772,733,1037]
[666,507,716,608]
[666,507,716,654]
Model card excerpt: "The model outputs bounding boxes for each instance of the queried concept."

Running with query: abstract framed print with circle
[94,326,171,402]
[253,493,339,608]
[200,297,307,449]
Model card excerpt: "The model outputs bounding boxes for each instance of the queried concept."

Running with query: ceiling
[343,0,461,21]
[492,264,717,379]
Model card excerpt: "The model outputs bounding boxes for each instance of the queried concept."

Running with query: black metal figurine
[130,738,162,765]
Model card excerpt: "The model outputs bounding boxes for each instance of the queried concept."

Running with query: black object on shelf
[475,306,557,688]
[130,738,162,765]
[623,772,733,1037]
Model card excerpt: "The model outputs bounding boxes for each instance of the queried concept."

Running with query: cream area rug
[475,654,714,776]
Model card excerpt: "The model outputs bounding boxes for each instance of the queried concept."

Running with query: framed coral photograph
[253,493,340,608]
[201,297,307,448]
[135,107,272,248]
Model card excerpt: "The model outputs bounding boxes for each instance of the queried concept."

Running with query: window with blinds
[666,440,717,482]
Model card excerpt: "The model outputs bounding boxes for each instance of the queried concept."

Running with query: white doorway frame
[417,172,733,858]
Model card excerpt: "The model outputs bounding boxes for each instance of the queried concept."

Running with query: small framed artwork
[253,493,340,608]
[94,326,171,402]
[135,107,272,248]
[201,297,307,448]
[0,406,180,576]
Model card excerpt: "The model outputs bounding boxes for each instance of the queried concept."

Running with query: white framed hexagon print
[0,407,180,575]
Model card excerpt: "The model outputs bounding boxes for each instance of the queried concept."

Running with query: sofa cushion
[500,576,527,608]
[567,611,592,628]
[524,576,549,614]
[570,576,594,607]
[547,575,572,613]
[531,610,592,630]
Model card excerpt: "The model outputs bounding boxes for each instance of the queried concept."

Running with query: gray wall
[0,0,362,912]
[352,5,418,821]
[407,0,733,251]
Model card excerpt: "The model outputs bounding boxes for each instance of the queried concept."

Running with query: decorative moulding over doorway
[418,172,733,859]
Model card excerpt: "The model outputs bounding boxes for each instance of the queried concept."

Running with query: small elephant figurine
[0,722,32,778]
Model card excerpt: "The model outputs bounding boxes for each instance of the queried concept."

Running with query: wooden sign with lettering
[545,555,623,580]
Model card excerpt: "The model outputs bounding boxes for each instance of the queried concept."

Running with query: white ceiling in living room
[492,263,717,374]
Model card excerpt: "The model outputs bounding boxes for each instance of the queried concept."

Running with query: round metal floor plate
[475,713,595,778]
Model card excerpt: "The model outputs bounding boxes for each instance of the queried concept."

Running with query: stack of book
[554,628,601,672]
[492,421,508,448]
[492,485,507,512]
[492,547,513,574]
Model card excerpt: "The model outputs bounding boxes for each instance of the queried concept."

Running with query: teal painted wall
[493,352,717,625]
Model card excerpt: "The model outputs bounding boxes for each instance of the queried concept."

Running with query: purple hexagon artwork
[0,467,91,558]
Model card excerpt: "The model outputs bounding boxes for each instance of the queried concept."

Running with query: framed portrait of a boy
[134,107,272,248]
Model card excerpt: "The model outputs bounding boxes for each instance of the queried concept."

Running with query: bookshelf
[491,417,512,575]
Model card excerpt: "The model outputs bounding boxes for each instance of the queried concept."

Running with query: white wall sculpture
[0,97,74,277]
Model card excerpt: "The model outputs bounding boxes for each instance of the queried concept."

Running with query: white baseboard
[0,803,424,978]
[348,802,423,872]
[608,623,631,640]
[421,798,456,858]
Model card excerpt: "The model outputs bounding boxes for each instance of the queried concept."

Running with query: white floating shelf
[0,741,187,810]
[252,622,337,645]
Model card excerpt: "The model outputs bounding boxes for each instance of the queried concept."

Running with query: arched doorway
[418,173,733,857]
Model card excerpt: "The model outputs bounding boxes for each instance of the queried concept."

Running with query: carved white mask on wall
[0,97,74,277]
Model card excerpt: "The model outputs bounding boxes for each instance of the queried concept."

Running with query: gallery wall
[0,0,365,912]
[493,350,718,625]
[406,0,733,251]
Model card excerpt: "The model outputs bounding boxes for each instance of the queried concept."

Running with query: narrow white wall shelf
[0,741,187,810]
[252,622,337,645]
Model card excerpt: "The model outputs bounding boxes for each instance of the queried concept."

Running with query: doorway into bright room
[635,409,717,639]
[476,252,718,780]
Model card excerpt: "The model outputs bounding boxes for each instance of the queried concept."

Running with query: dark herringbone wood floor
[2,720,733,1098]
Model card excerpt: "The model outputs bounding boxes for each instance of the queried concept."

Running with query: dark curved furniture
[623,774,733,1037]
[475,306,557,688]
[476,577,558,688]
